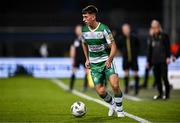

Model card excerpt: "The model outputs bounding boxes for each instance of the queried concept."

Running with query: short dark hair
[82,5,98,14]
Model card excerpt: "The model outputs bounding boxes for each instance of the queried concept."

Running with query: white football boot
[116,106,125,117]
[108,99,115,117]
[117,111,125,117]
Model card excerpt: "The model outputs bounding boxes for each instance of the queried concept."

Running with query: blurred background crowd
[0,0,179,57]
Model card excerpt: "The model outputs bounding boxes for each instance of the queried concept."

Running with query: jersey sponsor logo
[83,32,104,39]
[88,44,106,52]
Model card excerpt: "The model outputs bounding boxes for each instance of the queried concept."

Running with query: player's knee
[110,74,119,82]
[96,87,105,96]
[112,84,119,92]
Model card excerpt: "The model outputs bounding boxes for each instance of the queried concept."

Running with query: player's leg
[109,74,125,117]
[124,69,129,94]
[95,84,112,103]
[95,84,115,115]
[69,62,79,91]
[153,64,163,99]
[69,67,77,91]
[142,67,150,88]
[132,60,139,95]
[134,70,139,95]
[91,70,114,116]
[161,63,170,99]
[123,60,129,94]
[106,62,125,117]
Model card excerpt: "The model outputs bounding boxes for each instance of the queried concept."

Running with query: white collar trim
[88,22,100,32]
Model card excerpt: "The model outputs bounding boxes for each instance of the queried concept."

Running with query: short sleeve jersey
[82,23,114,64]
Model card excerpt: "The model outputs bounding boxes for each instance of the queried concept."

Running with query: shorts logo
[94,77,98,82]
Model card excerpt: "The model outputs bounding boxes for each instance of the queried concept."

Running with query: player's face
[82,13,95,26]
[122,25,131,36]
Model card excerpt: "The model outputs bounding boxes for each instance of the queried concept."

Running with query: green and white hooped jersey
[82,23,115,65]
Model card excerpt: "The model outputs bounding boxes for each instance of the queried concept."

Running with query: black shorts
[73,59,85,68]
[123,60,139,71]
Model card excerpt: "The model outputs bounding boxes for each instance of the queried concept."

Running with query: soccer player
[69,25,88,92]
[81,5,125,117]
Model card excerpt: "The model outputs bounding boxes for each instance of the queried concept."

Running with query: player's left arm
[108,42,117,62]
[104,27,117,68]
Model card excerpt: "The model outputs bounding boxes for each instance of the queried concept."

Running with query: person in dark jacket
[117,23,140,95]
[147,20,171,100]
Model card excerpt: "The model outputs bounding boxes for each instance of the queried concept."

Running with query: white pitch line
[124,94,142,101]
[50,78,151,123]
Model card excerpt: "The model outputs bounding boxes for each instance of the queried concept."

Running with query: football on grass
[70,101,87,117]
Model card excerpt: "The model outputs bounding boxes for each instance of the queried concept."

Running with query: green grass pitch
[0,76,180,122]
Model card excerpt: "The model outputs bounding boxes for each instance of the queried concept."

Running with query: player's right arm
[82,42,90,69]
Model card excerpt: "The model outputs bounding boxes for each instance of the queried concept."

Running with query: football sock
[124,77,129,93]
[100,92,113,104]
[135,76,139,95]
[114,93,123,111]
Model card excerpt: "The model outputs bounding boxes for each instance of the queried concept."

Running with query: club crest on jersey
[97,32,103,38]
[84,33,88,38]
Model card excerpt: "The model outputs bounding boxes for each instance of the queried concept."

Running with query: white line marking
[124,94,142,101]
[50,78,151,123]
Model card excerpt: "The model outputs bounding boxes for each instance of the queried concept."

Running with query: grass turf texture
[0,76,180,122]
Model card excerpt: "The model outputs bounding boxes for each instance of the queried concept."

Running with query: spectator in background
[117,23,140,95]
[39,43,49,57]
[69,25,88,92]
[147,20,171,100]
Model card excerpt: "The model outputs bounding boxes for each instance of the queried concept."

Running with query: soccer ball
[70,101,87,117]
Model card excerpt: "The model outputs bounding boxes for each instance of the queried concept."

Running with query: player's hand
[85,60,90,69]
[171,56,176,62]
[105,58,112,69]
[166,58,171,64]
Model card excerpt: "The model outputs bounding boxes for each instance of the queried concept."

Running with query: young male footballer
[81,5,125,117]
